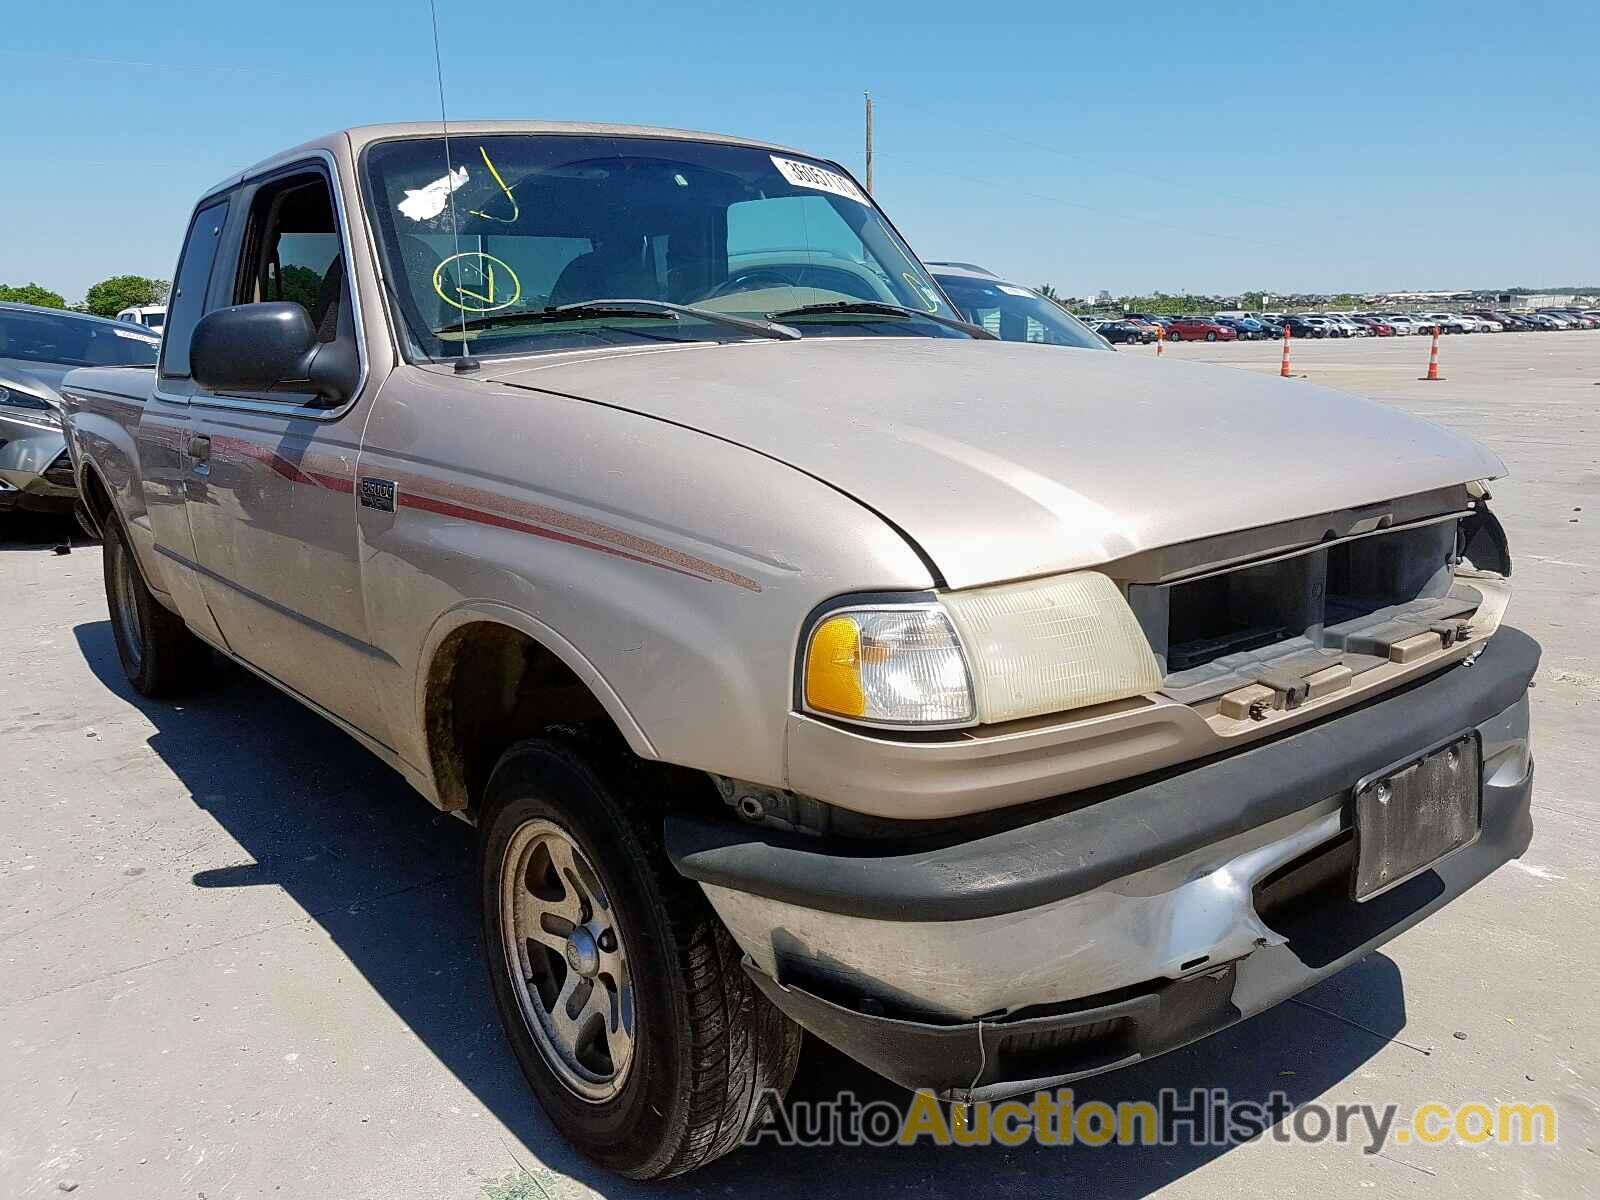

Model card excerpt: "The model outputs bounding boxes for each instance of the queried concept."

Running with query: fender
[413,598,659,774]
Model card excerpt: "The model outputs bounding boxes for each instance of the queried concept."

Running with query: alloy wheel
[499,818,635,1102]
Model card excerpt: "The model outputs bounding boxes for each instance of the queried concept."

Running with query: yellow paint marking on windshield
[433,251,522,314]
[903,272,941,312]
[467,146,519,224]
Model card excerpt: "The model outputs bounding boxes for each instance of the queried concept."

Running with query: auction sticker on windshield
[770,155,868,205]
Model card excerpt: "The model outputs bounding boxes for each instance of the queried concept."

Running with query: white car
[115,304,167,334]
[1380,314,1420,335]
[1418,313,1472,334]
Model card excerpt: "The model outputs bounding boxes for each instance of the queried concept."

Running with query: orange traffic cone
[1156,324,1165,357]
[1420,326,1443,381]
[1280,324,1293,377]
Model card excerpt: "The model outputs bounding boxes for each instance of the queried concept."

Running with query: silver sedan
[0,303,160,517]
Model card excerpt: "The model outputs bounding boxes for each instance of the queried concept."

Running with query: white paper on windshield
[770,155,868,205]
[112,327,160,343]
[399,165,469,222]
[997,284,1034,298]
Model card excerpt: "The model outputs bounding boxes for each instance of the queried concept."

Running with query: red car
[1353,317,1396,336]
[1164,316,1237,342]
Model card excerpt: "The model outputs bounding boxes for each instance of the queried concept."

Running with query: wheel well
[424,622,617,814]
[79,465,113,534]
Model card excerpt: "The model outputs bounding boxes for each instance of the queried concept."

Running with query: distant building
[1508,293,1577,310]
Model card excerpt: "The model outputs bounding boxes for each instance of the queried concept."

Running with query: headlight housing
[0,384,62,427]
[801,572,1162,730]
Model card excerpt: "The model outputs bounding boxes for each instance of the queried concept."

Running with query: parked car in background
[1418,312,1472,334]
[928,264,1111,350]
[1124,313,1175,332]
[1165,315,1237,341]
[115,304,168,334]
[1350,316,1395,336]
[1114,315,1165,338]
[1551,309,1598,329]
[1214,315,1268,340]
[1284,315,1332,338]
[1485,312,1535,331]
[1093,318,1155,345]
[1,302,160,517]
[1380,314,1422,335]
[1327,315,1370,338]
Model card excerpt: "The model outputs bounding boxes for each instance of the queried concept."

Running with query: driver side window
[235,169,346,344]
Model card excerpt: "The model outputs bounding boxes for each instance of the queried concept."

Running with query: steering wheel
[696,268,802,302]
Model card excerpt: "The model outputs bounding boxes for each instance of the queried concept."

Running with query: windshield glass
[932,275,1109,350]
[363,134,961,359]
[0,310,160,368]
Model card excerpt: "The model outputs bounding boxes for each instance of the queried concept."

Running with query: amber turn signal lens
[804,615,866,718]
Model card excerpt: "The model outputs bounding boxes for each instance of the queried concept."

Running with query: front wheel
[479,737,802,1179]
[1205,331,1218,342]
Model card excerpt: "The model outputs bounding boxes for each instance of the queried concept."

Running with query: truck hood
[487,338,1504,588]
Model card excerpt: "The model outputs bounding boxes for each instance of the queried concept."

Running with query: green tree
[276,265,325,315]
[83,275,171,318]
[0,282,66,309]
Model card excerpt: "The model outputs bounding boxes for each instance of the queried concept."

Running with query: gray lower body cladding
[667,627,1539,1100]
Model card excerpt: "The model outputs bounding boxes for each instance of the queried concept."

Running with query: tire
[101,515,207,697]
[74,502,101,542]
[1167,330,1182,342]
[479,736,803,1179]
[1205,331,1217,342]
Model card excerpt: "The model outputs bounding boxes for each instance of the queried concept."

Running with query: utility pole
[864,91,874,194]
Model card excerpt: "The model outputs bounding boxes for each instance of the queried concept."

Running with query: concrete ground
[2,331,1596,1199]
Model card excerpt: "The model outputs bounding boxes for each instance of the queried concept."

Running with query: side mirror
[190,302,356,404]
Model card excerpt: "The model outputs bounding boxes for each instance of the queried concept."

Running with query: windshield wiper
[433,299,800,341]
[766,300,996,340]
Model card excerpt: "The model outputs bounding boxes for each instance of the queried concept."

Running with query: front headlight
[0,385,62,427]
[801,572,1162,730]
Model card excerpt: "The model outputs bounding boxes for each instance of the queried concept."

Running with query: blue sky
[3,0,1595,302]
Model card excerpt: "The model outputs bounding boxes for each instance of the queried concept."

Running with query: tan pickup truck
[59,122,1537,1178]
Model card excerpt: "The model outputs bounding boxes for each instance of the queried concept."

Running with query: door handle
[187,434,211,462]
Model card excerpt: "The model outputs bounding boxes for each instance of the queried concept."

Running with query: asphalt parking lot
[2,332,1596,1199]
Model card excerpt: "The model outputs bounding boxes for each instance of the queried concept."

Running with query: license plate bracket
[1351,734,1481,901]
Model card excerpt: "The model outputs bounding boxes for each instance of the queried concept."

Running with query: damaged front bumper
[667,626,1539,1102]
[0,415,75,513]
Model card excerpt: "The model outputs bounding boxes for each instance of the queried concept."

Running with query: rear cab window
[160,198,232,380]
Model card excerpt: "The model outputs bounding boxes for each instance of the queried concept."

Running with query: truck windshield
[362,133,963,359]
